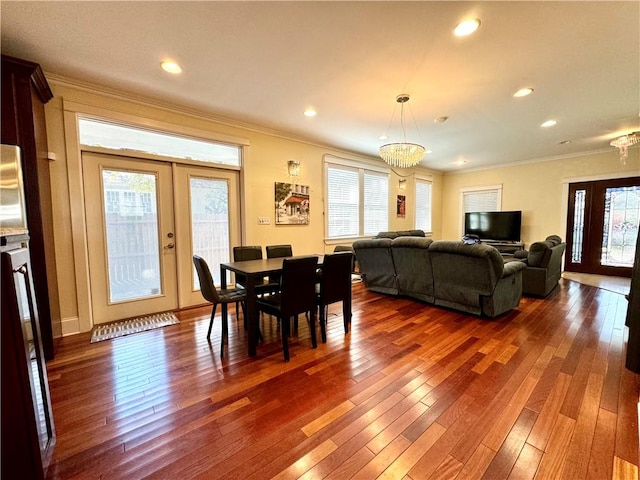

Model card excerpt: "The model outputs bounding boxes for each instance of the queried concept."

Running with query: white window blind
[415,179,432,232]
[325,158,389,239]
[327,166,359,237]
[363,171,388,235]
[463,189,500,213]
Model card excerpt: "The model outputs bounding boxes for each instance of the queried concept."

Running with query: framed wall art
[275,182,310,225]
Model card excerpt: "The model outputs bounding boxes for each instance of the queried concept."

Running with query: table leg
[245,277,258,356]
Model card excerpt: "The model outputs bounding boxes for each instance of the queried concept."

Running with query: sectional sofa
[353,236,526,317]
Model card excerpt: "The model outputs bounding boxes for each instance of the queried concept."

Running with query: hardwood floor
[44,279,639,479]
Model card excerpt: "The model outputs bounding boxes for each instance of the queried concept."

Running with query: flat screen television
[464,210,522,242]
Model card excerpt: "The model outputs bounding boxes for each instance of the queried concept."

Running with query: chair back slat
[280,256,318,317]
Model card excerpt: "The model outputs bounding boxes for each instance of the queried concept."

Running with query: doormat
[90,312,180,343]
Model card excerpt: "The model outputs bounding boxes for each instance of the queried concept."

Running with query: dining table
[220,255,323,356]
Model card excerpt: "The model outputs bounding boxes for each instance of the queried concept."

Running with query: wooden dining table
[220,255,322,356]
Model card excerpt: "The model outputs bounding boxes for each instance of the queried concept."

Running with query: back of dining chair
[256,255,319,361]
[319,252,353,306]
[266,244,293,258]
[193,255,220,304]
[317,252,353,342]
[233,245,263,262]
[280,256,318,318]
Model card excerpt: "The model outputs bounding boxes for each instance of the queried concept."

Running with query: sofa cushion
[391,236,434,301]
[352,238,398,294]
[429,241,504,297]
[545,235,562,246]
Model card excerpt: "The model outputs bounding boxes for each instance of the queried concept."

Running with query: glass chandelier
[610,132,639,164]
[379,94,426,168]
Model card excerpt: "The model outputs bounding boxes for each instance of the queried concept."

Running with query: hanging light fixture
[287,160,301,177]
[379,94,426,168]
[610,132,639,164]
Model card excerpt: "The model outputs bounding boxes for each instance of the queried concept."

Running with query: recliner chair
[514,235,566,297]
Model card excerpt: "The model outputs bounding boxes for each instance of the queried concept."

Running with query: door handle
[164,243,175,249]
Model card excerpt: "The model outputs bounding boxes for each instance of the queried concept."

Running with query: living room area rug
[90,312,180,343]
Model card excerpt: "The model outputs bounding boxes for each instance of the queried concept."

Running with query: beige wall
[441,150,640,246]
[43,79,444,333]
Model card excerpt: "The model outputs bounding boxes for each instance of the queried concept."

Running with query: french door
[565,176,640,277]
[83,152,239,325]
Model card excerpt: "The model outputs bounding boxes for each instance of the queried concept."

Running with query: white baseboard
[61,316,81,336]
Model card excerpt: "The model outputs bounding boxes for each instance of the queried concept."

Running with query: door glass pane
[601,186,640,267]
[190,177,229,288]
[571,189,586,264]
[102,170,161,302]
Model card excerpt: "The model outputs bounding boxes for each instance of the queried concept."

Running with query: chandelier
[379,94,426,168]
[610,131,639,164]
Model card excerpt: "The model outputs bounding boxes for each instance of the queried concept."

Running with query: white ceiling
[2,1,639,172]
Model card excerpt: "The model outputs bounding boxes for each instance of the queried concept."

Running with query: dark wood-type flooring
[44,279,639,479]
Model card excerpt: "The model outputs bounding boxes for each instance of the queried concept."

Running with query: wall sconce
[398,178,407,190]
[288,160,301,177]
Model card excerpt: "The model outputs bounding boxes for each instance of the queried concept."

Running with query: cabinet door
[1,246,55,479]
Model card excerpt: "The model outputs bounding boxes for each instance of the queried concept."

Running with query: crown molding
[44,71,380,164]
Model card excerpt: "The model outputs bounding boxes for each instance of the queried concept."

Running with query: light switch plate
[258,216,270,225]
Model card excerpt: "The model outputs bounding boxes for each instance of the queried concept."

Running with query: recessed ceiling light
[454,19,481,37]
[514,88,534,98]
[541,120,557,128]
[160,60,182,74]
[304,108,317,117]
[379,135,388,140]
[434,116,449,123]
[559,140,572,145]
[426,150,433,154]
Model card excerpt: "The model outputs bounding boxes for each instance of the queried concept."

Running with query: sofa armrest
[502,260,526,278]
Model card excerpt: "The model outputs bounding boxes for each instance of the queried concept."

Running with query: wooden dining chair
[193,255,247,358]
[256,256,318,362]
[316,251,353,343]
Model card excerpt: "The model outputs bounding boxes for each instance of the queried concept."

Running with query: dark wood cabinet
[1,236,56,480]
[1,54,61,359]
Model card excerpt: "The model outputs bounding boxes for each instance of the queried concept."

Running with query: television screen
[464,211,522,242]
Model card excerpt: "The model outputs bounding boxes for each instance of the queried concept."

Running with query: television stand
[483,240,524,255]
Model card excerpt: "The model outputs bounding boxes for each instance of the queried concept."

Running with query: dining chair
[265,244,293,285]
[256,256,318,362]
[232,245,279,297]
[266,244,293,258]
[193,255,247,358]
[316,251,353,343]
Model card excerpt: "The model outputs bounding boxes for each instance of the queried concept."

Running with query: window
[460,185,503,235]
[78,118,241,167]
[462,187,501,213]
[415,178,432,232]
[363,171,388,235]
[325,157,389,239]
